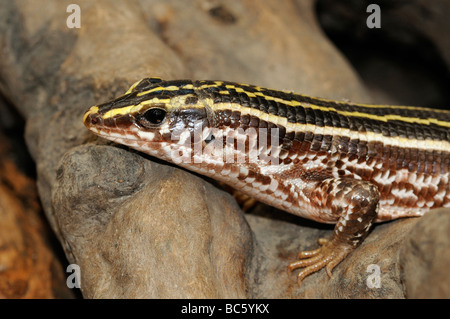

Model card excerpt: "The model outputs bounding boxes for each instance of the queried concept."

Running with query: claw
[288,238,353,285]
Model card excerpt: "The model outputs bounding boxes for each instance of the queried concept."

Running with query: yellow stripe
[326,108,449,128]
[124,79,144,94]
[99,89,450,128]
[269,95,449,127]
[182,84,194,90]
[100,98,171,118]
[319,97,449,113]
[225,82,447,113]
[204,99,450,152]
[207,83,449,127]
[197,81,228,90]
[92,80,450,132]
[136,85,182,97]
[98,93,205,119]
[217,86,450,128]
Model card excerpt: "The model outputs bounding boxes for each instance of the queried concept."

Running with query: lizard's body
[84,78,450,284]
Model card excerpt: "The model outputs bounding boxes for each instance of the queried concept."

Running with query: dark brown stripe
[195,81,450,142]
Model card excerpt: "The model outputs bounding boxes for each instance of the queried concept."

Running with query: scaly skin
[83,77,450,285]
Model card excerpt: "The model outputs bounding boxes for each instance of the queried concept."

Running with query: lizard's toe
[288,238,353,286]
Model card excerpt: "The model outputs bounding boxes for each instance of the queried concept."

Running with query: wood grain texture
[0,0,449,298]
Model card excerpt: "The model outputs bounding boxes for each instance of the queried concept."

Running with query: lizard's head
[84,77,281,172]
[83,77,215,162]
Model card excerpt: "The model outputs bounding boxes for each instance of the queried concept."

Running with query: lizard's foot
[287,179,380,286]
[288,238,353,286]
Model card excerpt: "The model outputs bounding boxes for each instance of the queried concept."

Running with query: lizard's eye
[137,108,167,127]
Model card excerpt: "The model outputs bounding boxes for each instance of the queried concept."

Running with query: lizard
[83,77,450,285]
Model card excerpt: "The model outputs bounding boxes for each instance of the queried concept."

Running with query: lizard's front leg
[288,177,380,285]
